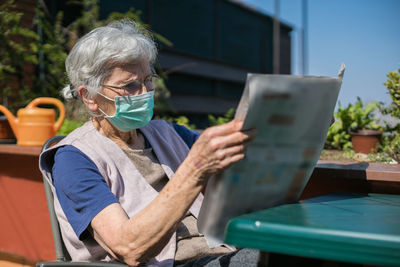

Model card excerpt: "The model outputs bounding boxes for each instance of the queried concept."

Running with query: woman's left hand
[183,120,257,183]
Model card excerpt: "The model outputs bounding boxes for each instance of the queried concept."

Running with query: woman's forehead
[107,61,151,85]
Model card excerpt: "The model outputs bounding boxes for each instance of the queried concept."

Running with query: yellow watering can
[0,97,65,146]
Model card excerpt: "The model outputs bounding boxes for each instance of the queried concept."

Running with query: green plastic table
[224,193,400,266]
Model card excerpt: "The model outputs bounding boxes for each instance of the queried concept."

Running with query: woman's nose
[137,83,148,94]
[142,83,154,94]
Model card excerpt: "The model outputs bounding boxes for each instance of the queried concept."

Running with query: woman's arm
[91,120,256,266]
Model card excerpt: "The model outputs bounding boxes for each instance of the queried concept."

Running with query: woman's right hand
[184,120,257,183]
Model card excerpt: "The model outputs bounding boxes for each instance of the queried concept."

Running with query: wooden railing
[301,160,400,199]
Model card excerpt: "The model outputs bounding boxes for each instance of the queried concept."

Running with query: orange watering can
[0,97,65,146]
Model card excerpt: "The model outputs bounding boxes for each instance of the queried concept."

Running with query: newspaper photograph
[198,64,346,247]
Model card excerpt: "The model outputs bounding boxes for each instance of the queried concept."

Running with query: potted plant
[341,97,382,154]
[326,98,382,154]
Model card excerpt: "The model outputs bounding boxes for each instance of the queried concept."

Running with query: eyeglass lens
[124,76,157,93]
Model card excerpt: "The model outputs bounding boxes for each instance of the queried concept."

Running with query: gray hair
[61,19,157,100]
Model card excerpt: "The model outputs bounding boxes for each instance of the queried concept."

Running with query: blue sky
[241,0,400,108]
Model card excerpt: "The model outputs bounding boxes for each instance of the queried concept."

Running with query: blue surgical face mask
[98,91,154,132]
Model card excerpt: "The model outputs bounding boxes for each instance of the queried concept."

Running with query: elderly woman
[40,19,257,266]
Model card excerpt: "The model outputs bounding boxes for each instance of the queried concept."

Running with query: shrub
[384,69,400,118]
[0,0,40,112]
[208,108,235,126]
[378,69,400,162]
[173,116,197,130]
[1,0,174,121]
[57,119,84,135]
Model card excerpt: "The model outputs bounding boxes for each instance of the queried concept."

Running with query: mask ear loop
[98,92,115,102]
[97,92,115,117]
[97,107,110,117]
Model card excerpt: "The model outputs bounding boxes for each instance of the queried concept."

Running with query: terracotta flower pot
[350,130,382,154]
[0,115,15,140]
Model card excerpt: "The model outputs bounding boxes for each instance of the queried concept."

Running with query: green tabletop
[224,193,400,266]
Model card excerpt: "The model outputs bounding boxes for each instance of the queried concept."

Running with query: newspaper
[197,64,345,247]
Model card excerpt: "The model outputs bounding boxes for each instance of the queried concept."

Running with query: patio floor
[0,260,33,267]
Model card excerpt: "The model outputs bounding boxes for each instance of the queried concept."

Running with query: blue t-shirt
[52,123,200,240]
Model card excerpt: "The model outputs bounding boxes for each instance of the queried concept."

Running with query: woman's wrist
[180,154,213,185]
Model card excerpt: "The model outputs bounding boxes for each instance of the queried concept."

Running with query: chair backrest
[41,135,70,261]
[39,136,129,267]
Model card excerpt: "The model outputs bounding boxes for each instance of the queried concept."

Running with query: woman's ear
[78,86,98,112]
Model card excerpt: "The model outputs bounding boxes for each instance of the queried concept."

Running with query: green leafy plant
[378,133,400,163]
[378,69,400,163]
[57,119,84,135]
[345,97,381,132]
[380,69,400,132]
[0,0,40,111]
[325,120,352,150]
[366,152,397,163]
[173,116,197,130]
[1,0,175,121]
[34,4,69,100]
[383,69,400,118]
[154,114,197,130]
[325,98,381,150]
[208,108,235,126]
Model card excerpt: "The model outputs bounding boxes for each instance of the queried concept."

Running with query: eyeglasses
[102,74,160,95]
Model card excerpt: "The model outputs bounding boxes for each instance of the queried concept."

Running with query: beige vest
[39,120,203,266]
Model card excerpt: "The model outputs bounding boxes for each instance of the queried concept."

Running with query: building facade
[99,0,292,127]
[43,0,292,127]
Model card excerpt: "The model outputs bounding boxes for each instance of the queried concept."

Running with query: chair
[37,136,127,267]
